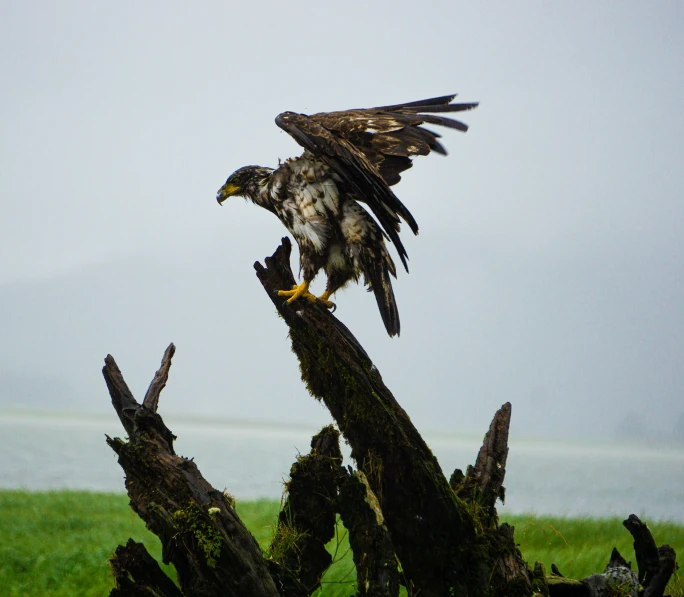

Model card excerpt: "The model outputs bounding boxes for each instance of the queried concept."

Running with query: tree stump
[102,239,678,597]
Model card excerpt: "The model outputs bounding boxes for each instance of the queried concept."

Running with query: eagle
[216,94,477,336]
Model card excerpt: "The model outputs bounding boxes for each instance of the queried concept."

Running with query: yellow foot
[277,281,317,305]
[317,290,336,311]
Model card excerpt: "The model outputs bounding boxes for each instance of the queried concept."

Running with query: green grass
[0,490,681,596]
[502,514,683,583]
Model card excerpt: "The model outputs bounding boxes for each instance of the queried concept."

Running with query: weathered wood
[546,520,678,597]
[606,547,631,569]
[550,564,564,577]
[546,575,587,597]
[142,342,175,411]
[487,523,533,595]
[546,542,676,597]
[270,426,343,594]
[441,404,531,593]
[337,471,400,597]
[254,238,480,596]
[623,514,660,585]
[623,514,676,597]
[100,239,679,597]
[103,349,280,597]
[464,401,511,525]
[109,539,183,597]
[103,354,138,436]
[644,545,676,597]
[581,566,638,597]
[450,398,510,514]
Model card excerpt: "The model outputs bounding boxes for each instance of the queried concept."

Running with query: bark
[623,514,662,586]
[459,401,511,526]
[253,239,678,597]
[450,403,531,593]
[546,516,677,597]
[103,347,280,597]
[100,238,678,597]
[109,539,183,597]
[254,238,483,596]
[337,471,400,597]
[622,515,677,597]
[269,425,344,595]
[645,545,676,597]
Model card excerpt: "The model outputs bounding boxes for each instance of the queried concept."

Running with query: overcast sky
[1,1,682,441]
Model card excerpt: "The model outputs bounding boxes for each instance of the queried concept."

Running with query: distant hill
[672,413,684,444]
[0,370,78,410]
[0,242,327,425]
[1,235,683,441]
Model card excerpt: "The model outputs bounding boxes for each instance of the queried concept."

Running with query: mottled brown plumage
[217,94,477,336]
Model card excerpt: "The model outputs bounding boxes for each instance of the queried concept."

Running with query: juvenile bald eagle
[217,94,477,336]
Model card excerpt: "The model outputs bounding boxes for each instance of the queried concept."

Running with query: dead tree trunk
[104,345,282,597]
[546,518,676,597]
[102,238,677,597]
[254,238,530,596]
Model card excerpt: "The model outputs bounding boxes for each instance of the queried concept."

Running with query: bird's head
[216,166,273,205]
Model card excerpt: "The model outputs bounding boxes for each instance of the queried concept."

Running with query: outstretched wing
[275,94,477,272]
[314,94,478,186]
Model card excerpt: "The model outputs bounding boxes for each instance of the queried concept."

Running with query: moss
[363,451,384,504]
[529,562,549,597]
[607,583,638,597]
[292,325,364,394]
[267,514,309,565]
[288,316,500,595]
[461,492,489,536]
[171,503,223,568]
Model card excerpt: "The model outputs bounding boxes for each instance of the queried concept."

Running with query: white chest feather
[271,158,343,253]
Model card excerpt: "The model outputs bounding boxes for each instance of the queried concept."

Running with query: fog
[1,1,683,442]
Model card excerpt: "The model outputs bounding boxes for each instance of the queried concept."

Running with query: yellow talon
[277,281,317,304]
[317,290,335,310]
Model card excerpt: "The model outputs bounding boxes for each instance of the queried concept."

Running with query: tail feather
[364,256,400,337]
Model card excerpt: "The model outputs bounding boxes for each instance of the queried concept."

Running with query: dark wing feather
[394,102,480,113]
[276,111,416,272]
[275,94,478,270]
[310,94,478,185]
[376,155,413,186]
[374,93,461,109]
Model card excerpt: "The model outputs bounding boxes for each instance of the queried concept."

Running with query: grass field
[1,490,681,596]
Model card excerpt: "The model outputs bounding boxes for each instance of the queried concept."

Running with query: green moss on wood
[172,503,223,568]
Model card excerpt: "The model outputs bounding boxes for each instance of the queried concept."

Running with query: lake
[1,411,682,522]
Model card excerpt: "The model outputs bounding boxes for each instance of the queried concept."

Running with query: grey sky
[1,1,682,440]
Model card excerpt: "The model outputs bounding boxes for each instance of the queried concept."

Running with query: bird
[216,94,478,337]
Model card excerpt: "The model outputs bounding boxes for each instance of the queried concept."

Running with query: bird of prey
[216,94,477,336]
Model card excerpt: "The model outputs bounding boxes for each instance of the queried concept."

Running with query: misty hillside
[2,231,683,443]
[0,238,317,424]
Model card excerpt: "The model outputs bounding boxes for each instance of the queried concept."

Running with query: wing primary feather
[400,102,480,114]
[429,138,448,155]
[427,117,469,132]
[374,94,458,110]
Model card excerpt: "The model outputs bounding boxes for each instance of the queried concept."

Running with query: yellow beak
[216,182,240,204]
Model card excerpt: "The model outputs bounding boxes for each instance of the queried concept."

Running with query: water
[1,412,682,522]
